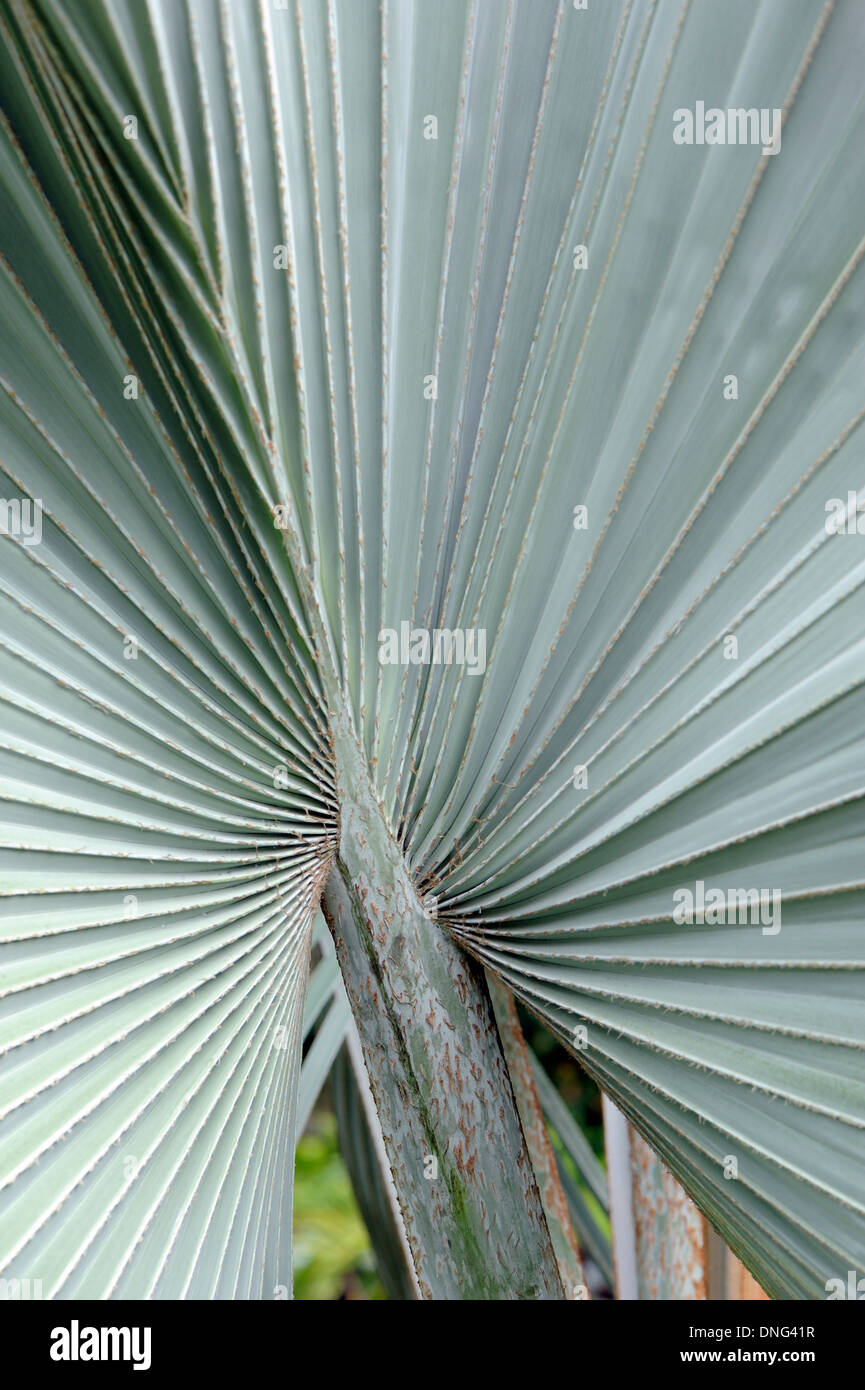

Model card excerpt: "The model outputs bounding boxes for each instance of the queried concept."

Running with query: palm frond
[0,0,863,1297]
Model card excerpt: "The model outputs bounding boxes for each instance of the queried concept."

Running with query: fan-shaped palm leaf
[0,0,863,1299]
